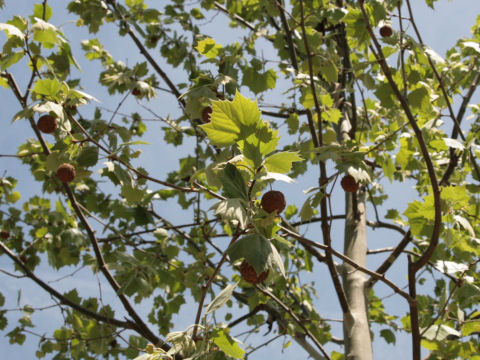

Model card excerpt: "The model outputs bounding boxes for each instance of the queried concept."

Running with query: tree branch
[358,0,441,275]
[299,0,349,315]
[258,287,331,360]
[367,230,411,288]
[4,72,166,350]
[192,230,244,339]
[105,0,184,105]
[280,226,413,304]
[0,241,132,330]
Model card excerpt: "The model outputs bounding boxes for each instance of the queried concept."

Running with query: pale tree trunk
[342,190,372,360]
[338,93,372,358]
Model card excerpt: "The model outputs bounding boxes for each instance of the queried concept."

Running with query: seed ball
[202,106,212,123]
[380,24,393,38]
[0,230,9,239]
[56,163,76,183]
[37,115,58,134]
[240,260,268,284]
[340,175,359,193]
[132,87,141,97]
[261,190,286,214]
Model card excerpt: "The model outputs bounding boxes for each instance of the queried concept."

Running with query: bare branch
[298,0,349,315]
[0,241,132,329]
[367,230,411,288]
[358,0,441,275]
[280,226,413,304]
[104,0,184,105]
[258,286,331,360]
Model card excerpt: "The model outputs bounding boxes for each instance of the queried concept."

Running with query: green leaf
[260,172,295,183]
[220,163,248,201]
[5,191,20,203]
[77,147,99,167]
[227,234,271,274]
[421,324,461,341]
[425,0,439,9]
[321,108,342,124]
[380,329,396,344]
[33,4,53,21]
[32,79,63,98]
[320,60,338,83]
[121,184,145,204]
[166,331,195,356]
[196,37,222,58]
[242,67,277,94]
[382,155,395,182]
[330,351,345,360]
[238,123,280,169]
[407,85,429,111]
[434,260,468,275]
[264,151,302,174]
[443,138,464,150]
[33,101,65,122]
[45,151,63,171]
[31,19,61,48]
[322,127,337,144]
[462,320,480,336]
[211,329,245,359]
[200,91,262,147]
[0,51,24,70]
[205,283,237,315]
[300,196,315,222]
[268,242,285,277]
[211,198,248,229]
[286,112,299,134]
[454,215,475,237]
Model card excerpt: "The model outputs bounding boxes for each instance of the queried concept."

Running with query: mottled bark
[342,190,372,360]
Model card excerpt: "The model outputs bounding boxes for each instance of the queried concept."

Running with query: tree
[1,0,479,359]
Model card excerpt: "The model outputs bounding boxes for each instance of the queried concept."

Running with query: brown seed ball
[240,260,268,284]
[0,230,9,239]
[131,87,141,97]
[56,163,76,183]
[261,190,286,214]
[37,115,58,134]
[380,24,393,38]
[202,106,213,123]
[341,175,359,193]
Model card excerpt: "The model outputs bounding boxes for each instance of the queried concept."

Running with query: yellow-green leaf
[264,151,303,174]
[212,329,245,359]
[200,91,261,147]
[196,37,222,58]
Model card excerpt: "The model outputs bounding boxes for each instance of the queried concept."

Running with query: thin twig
[358,0,441,274]
[105,0,184,104]
[280,226,413,303]
[367,230,411,288]
[258,287,331,360]
[192,230,244,339]
[299,0,349,315]
[0,241,132,329]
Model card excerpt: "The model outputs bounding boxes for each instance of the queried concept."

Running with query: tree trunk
[342,190,372,360]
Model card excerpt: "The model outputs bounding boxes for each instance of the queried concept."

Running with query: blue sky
[1,1,480,359]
